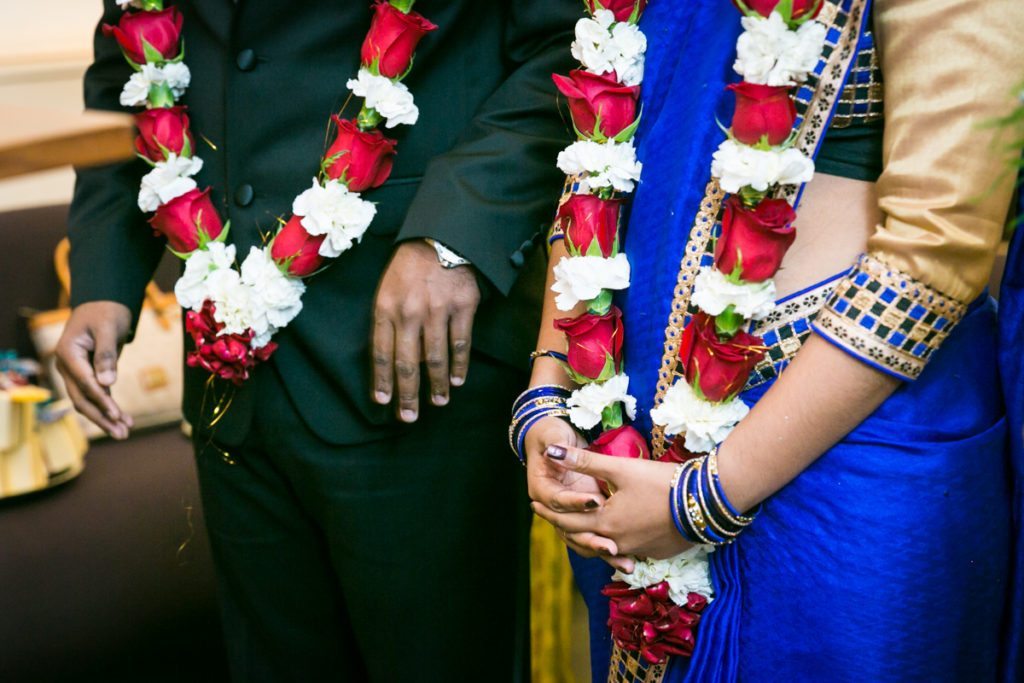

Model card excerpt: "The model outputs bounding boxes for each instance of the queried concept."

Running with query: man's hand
[372,240,480,422]
[55,301,133,440]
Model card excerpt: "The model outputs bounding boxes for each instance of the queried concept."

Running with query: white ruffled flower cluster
[710,139,814,194]
[614,545,715,605]
[174,243,306,348]
[346,69,419,128]
[137,153,203,212]
[567,373,637,431]
[292,178,377,258]
[120,62,191,107]
[557,140,643,194]
[551,253,631,311]
[734,12,827,86]
[570,9,647,87]
[691,267,776,320]
[650,379,749,453]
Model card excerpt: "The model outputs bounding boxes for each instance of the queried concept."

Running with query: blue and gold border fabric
[812,253,968,380]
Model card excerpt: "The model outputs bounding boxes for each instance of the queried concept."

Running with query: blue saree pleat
[568,1,1022,680]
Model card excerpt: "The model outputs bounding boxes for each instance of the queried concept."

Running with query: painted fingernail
[375,391,390,404]
[400,409,417,422]
[585,499,600,510]
[546,445,567,460]
[432,394,449,406]
[450,375,465,387]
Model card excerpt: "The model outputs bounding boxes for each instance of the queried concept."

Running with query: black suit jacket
[69,0,577,445]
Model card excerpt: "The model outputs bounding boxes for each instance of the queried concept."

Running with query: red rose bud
[590,426,650,460]
[715,195,796,282]
[323,116,397,191]
[678,312,764,402]
[103,7,184,65]
[148,188,224,254]
[728,83,796,146]
[134,106,194,161]
[553,306,624,381]
[360,1,437,78]
[271,215,326,277]
[552,70,640,139]
[732,0,823,20]
[557,194,621,257]
[585,0,647,22]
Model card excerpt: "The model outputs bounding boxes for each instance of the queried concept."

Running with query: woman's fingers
[545,443,622,483]
[532,501,606,536]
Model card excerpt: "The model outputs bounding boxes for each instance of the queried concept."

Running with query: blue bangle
[529,350,568,368]
[514,409,569,464]
[512,385,571,414]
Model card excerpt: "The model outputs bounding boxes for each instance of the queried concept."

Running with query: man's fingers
[92,323,120,388]
[423,312,449,407]
[58,339,121,422]
[371,317,395,405]
[448,307,473,387]
[63,372,127,440]
[394,320,421,423]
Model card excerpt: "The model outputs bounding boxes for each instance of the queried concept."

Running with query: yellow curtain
[530,520,578,683]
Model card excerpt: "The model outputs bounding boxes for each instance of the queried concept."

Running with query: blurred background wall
[0,2,97,210]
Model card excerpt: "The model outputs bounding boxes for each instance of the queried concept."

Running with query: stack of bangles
[509,383,572,465]
[670,447,760,546]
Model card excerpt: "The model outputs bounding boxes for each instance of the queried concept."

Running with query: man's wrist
[423,238,472,269]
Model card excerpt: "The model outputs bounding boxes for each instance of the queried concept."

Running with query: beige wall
[0,2,102,211]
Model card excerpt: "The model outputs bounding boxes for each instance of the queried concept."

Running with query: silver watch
[424,238,471,269]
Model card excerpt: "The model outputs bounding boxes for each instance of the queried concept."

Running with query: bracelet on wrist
[529,349,568,368]
[669,447,759,547]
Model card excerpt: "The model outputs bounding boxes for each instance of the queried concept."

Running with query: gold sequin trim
[608,645,668,683]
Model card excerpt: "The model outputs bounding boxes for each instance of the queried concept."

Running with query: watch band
[424,238,471,269]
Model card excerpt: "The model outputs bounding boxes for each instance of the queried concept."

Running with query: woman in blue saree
[520,0,1024,681]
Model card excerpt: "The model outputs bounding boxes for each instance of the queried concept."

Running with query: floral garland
[106,0,436,384]
[548,0,826,667]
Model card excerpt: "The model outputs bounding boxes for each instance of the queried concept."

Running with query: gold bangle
[695,456,739,539]
[679,458,715,546]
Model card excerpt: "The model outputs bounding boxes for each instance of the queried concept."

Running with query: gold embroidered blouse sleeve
[812,0,1024,380]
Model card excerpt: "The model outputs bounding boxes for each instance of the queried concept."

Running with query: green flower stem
[147,82,176,108]
[389,0,415,12]
[357,105,383,131]
[600,401,624,432]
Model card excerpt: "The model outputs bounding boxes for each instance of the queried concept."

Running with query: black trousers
[193,356,530,682]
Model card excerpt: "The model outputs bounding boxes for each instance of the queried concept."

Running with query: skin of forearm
[529,240,583,389]
[716,334,901,512]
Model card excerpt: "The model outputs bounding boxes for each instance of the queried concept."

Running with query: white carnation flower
[119,62,192,107]
[346,68,419,128]
[570,10,647,86]
[292,179,377,258]
[116,0,141,8]
[734,13,826,86]
[557,140,643,194]
[207,270,255,337]
[710,139,814,193]
[239,247,306,334]
[614,546,715,606]
[567,373,637,431]
[691,267,776,320]
[650,379,749,453]
[175,242,237,312]
[551,253,631,311]
[138,153,203,212]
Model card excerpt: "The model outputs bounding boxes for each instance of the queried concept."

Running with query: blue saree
[570,1,1023,681]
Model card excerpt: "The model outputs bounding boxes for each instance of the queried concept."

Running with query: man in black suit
[56,1,578,679]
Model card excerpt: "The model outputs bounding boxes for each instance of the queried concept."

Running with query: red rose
[732,0,823,20]
[552,70,640,139]
[103,7,184,65]
[659,437,696,464]
[728,83,796,146]
[271,215,326,277]
[557,194,621,258]
[553,307,624,381]
[134,106,194,161]
[186,302,276,385]
[585,0,647,22]
[360,1,437,79]
[323,115,397,191]
[716,195,796,282]
[148,188,224,253]
[678,312,764,402]
[590,425,650,460]
[601,581,706,665]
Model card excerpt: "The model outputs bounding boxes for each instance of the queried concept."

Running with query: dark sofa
[0,204,228,682]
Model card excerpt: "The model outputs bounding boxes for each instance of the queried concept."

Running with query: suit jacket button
[236,49,257,72]
[234,184,255,207]
[509,250,525,269]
